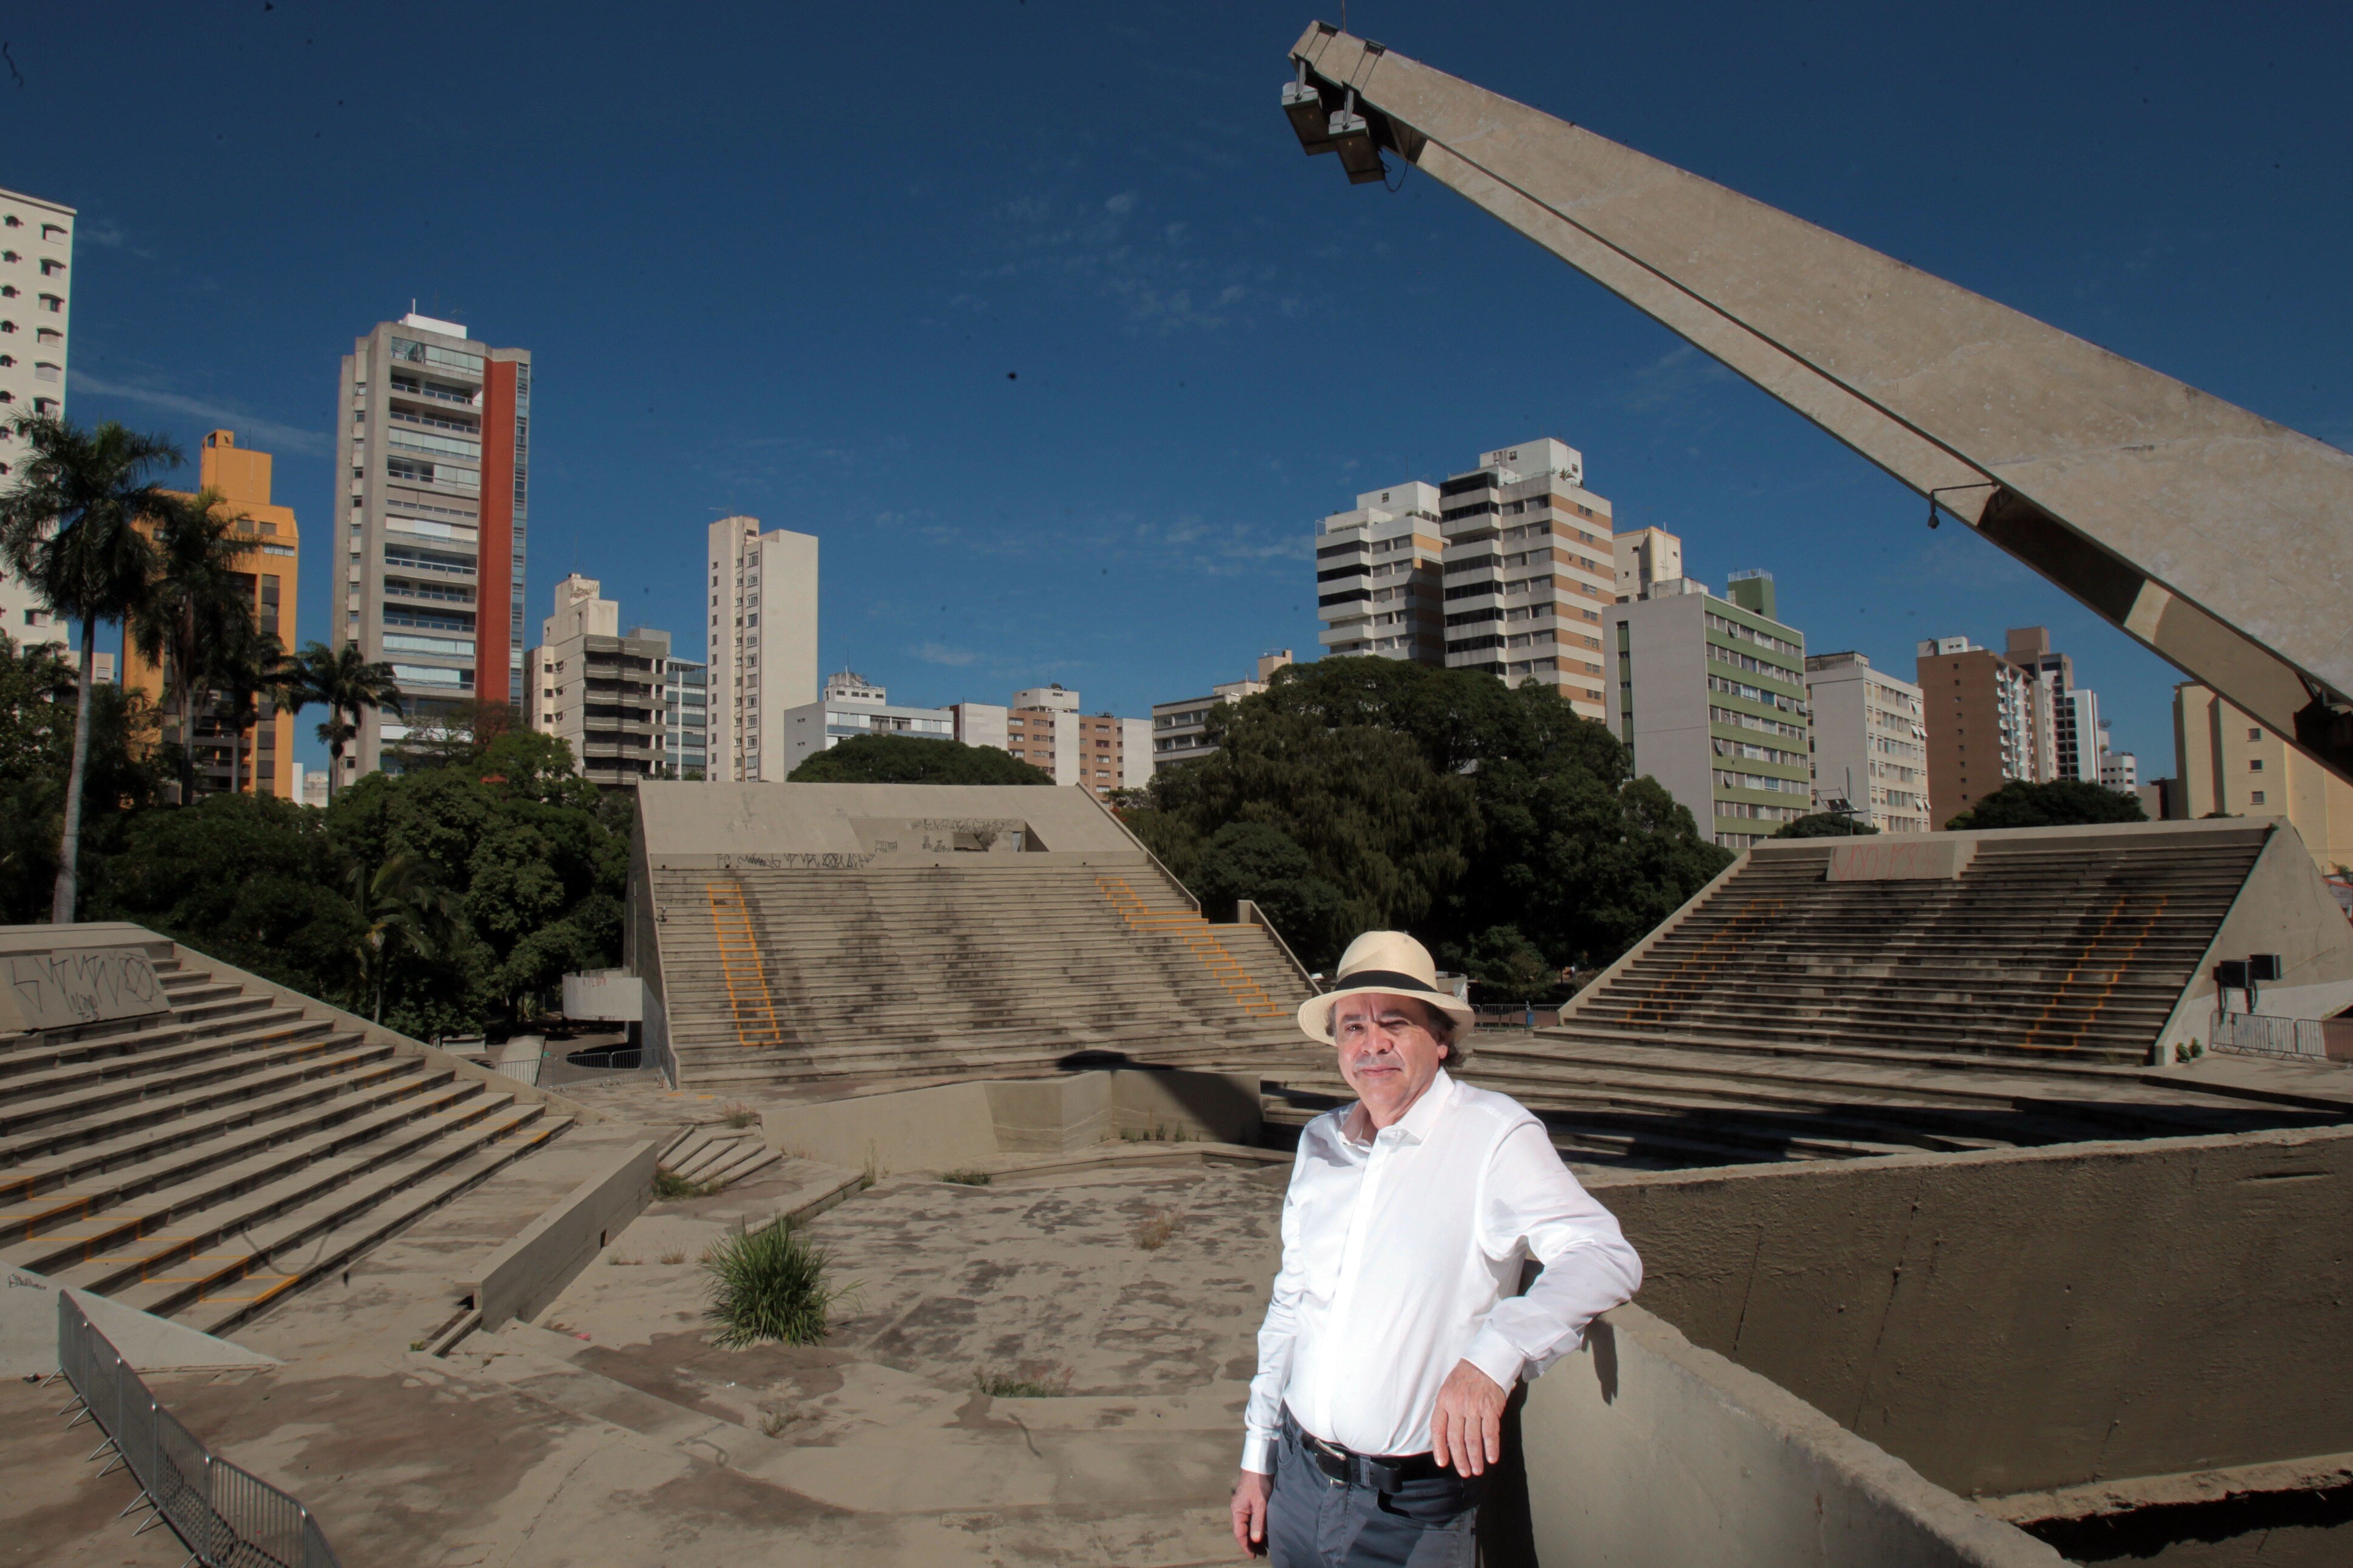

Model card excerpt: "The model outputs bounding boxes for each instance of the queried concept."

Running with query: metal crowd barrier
[2210,1010,2329,1061]
[55,1290,342,1568]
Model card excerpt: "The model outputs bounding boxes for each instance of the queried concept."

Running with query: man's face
[1331,991,1449,1129]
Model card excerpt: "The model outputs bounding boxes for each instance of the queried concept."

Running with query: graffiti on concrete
[1,947,169,1032]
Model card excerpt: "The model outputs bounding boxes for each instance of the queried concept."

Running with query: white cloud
[72,373,330,455]
[910,641,977,666]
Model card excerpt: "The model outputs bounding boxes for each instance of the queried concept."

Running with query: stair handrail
[54,1289,343,1567]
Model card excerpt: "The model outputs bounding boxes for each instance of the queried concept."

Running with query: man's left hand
[1429,1359,1507,1477]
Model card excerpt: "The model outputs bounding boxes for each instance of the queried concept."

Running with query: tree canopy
[787,733,1051,785]
[1943,778,2146,830]
[1126,656,1731,979]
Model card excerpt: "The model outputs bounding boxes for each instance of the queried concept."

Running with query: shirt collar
[1343,1067,1455,1149]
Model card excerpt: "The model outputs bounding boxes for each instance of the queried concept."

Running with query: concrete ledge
[1524,1303,2065,1567]
[461,1138,661,1330]
[761,1068,1261,1174]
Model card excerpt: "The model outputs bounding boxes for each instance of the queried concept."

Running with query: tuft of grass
[654,1170,721,1202]
[1133,1207,1182,1251]
[721,1100,759,1130]
[608,1253,642,1267]
[975,1368,1071,1399]
[759,1408,791,1438]
[408,1340,427,1352]
[658,1248,687,1265]
[940,1169,992,1186]
[702,1218,853,1348]
[1119,1121,1195,1143]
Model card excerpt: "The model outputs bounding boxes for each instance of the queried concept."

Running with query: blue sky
[26,1,2353,775]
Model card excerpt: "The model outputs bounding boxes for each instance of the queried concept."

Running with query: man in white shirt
[1230,931,1641,1564]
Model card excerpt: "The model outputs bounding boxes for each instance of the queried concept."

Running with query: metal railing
[2210,1010,2329,1061]
[55,1290,342,1568]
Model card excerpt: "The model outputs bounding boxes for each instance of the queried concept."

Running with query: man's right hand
[1230,1469,1271,1556]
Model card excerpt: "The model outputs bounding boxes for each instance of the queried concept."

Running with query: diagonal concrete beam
[1287,22,2353,782]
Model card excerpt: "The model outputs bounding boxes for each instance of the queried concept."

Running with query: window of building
[2251,790,2267,806]
[39,258,61,275]
[37,294,59,312]
[2250,758,2264,772]
[40,224,63,242]
[2248,727,2262,741]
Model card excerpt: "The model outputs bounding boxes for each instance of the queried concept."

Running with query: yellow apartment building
[122,429,302,796]
[2175,682,2353,875]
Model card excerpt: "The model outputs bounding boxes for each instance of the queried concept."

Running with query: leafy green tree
[87,791,361,998]
[1945,779,2146,830]
[284,640,405,803]
[1462,925,1556,1007]
[1188,820,1347,942]
[1131,657,1731,971]
[1774,811,1880,838]
[787,733,1053,784]
[129,487,256,805]
[0,415,177,922]
[348,853,463,1024]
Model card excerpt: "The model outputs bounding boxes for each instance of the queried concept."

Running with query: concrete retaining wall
[1584,1124,2353,1498]
[1522,1303,2063,1567]
[762,1068,1261,1174]
[461,1138,660,1329]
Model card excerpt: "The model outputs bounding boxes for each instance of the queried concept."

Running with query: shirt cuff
[1241,1430,1278,1474]
[1462,1325,1527,1392]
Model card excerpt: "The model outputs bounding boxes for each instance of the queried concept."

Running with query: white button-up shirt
[1241,1069,1641,1470]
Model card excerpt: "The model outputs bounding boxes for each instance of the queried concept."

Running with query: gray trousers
[1266,1409,1479,1567]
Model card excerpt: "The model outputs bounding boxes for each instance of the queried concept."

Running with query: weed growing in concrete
[859,1151,881,1191]
[703,1218,851,1348]
[759,1408,791,1438]
[658,1248,687,1265]
[1120,1122,1194,1143]
[721,1101,759,1130]
[408,1340,426,1352]
[608,1253,642,1267]
[974,1368,1071,1398]
[940,1169,992,1186]
[1133,1207,1183,1251]
[654,1170,721,1202]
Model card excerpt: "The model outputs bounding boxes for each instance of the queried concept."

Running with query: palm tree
[0,416,177,923]
[218,626,292,798]
[284,640,405,803]
[347,854,460,1024]
[128,487,252,805]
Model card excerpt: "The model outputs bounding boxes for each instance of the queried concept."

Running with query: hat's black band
[1330,968,1441,996]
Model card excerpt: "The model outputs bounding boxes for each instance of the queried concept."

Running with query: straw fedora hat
[1297,931,1477,1044]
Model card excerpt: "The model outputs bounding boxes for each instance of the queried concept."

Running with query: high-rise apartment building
[1317,440,1614,715]
[665,657,707,778]
[998,684,1150,796]
[1612,526,1682,604]
[781,669,955,773]
[1150,649,1293,771]
[706,515,818,781]
[522,573,670,787]
[1916,636,2052,827]
[1315,480,1444,663]
[1802,651,1929,834]
[2006,626,2100,783]
[122,431,301,798]
[335,313,529,779]
[0,188,75,646]
[2098,726,2138,794]
[2176,683,2353,874]
[1610,568,1812,849]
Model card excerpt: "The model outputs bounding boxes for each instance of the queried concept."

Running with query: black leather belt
[1288,1415,1449,1492]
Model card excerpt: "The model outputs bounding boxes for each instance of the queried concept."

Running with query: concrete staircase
[1256,827,2349,1168]
[654,863,1310,1090]
[1565,832,2266,1066]
[0,934,571,1335]
[657,1124,778,1190]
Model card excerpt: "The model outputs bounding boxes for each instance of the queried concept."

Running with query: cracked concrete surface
[7,1125,1287,1567]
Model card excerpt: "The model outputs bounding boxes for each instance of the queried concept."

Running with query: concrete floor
[7,1097,1286,1568]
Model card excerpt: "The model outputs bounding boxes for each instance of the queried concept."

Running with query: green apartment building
[1607,567,1812,849]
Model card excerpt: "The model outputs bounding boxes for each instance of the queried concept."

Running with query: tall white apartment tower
[335,312,531,778]
[707,515,819,781]
[0,188,75,646]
